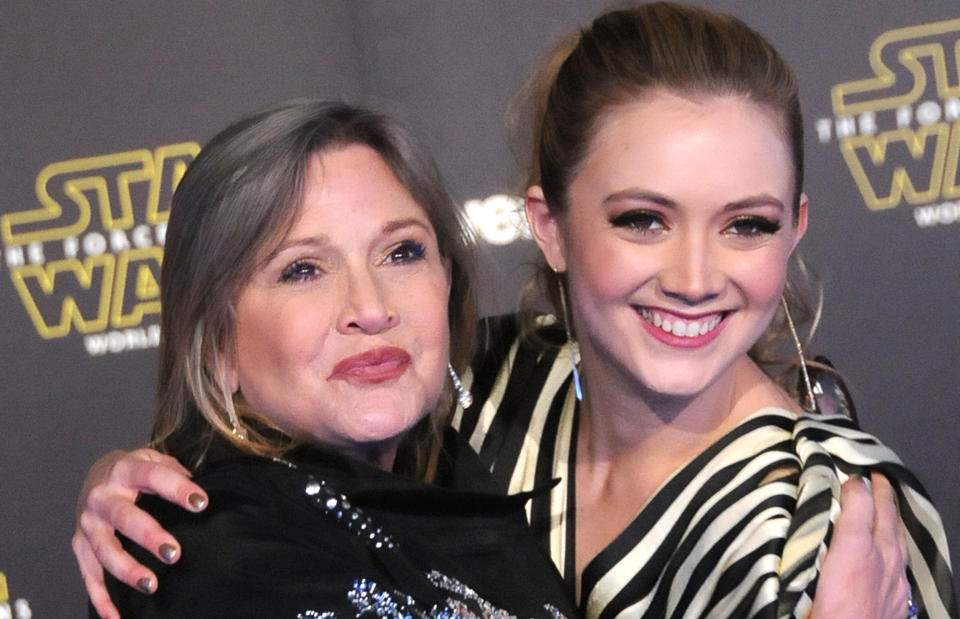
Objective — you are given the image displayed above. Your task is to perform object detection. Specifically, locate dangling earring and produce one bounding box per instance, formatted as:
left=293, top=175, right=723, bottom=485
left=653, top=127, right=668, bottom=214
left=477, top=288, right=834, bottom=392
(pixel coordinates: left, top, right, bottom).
left=781, top=297, right=816, bottom=413
left=225, top=387, right=248, bottom=440
left=447, top=363, right=473, bottom=409
left=556, top=273, right=583, bottom=402
left=226, top=406, right=248, bottom=440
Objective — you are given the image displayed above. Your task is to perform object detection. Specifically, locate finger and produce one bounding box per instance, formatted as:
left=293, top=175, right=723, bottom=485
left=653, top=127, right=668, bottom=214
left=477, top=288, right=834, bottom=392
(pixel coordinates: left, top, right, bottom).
left=73, top=531, right=124, bottom=619
left=81, top=511, right=160, bottom=595
left=869, top=472, right=898, bottom=539
left=835, top=475, right=875, bottom=538
left=113, top=453, right=208, bottom=512
left=83, top=490, right=182, bottom=565
left=869, top=472, right=910, bottom=564
left=133, top=449, right=194, bottom=477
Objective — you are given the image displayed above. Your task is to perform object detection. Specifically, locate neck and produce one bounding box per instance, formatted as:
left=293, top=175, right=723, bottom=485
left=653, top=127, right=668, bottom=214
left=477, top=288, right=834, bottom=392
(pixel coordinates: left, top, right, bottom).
left=577, top=354, right=777, bottom=464
left=351, top=443, right=399, bottom=472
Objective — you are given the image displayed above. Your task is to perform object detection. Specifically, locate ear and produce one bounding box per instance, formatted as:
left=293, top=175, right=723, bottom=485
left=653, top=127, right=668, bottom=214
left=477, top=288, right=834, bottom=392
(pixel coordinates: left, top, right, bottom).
left=791, top=192, right=809, bottom=251
left=524, top=186, right=567, bottom=272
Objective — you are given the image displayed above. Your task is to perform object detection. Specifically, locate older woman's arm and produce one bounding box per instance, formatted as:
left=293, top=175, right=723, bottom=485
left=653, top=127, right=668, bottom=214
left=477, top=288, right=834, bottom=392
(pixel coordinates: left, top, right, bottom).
left=73, top=449, right=206, bottom=619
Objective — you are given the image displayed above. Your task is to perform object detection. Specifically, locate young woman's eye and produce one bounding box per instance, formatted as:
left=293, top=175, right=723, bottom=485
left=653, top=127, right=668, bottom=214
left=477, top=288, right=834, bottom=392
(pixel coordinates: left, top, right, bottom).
left=724, top=216, right=782, bottom=237
left=279, top=260, right=322, bottom=282
left=609, top=210, right=667, bottom=234
left=385, top=240, right=426, bottom=264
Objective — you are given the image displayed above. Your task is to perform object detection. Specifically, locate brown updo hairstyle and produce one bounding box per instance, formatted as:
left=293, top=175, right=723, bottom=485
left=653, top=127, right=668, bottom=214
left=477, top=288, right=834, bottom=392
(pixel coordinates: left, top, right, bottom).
left=520, top=1, right=821, bottom=399
left=151, top=100, right=476, bottom=477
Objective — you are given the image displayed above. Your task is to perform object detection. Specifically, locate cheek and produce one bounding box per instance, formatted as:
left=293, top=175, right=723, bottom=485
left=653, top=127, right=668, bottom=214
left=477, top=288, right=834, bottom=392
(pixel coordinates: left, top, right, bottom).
left=734, top=248, right=791, bottom=309
left=235, top=298, right=331, bottom=380
left=570, top=239, right=652, bottom=305
left=399, top=272, right=451, bottom=354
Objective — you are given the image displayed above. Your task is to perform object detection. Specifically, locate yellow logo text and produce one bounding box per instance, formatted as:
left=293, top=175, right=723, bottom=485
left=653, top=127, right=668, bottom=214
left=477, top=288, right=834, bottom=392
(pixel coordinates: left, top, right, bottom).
left=1, top=143, right=198, bottom=342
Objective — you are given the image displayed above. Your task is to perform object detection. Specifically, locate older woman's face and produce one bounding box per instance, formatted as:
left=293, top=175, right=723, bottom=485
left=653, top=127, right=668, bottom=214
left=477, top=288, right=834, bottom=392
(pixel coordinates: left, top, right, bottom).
left=529, top=91, right=806, bottom=401
left=229, top=145, right=450, bottom=466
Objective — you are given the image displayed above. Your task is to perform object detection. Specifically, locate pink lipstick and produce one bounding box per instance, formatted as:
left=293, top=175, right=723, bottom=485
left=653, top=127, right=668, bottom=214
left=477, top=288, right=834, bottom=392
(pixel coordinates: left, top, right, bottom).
left=636, top=307, right=727, bottom=349
left=328, top=347, right=411, bottom=384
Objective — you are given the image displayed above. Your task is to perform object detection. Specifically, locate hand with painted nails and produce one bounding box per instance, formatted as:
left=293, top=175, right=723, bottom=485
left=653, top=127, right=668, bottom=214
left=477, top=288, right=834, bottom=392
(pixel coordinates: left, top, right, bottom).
left=72, top=448, right=206, bottom=619
left=809, top=472, right=912, bottom=619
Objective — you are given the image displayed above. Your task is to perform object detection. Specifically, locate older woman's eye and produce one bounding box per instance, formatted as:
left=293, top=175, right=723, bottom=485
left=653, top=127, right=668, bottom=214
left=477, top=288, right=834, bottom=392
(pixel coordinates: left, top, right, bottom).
left=724, top=216, right=782, bottom=237
left=608, top=209, right=667, bottom=234
left=385, top=240, right=426, bottom=264
left=280, top=260, right=322, bottom=282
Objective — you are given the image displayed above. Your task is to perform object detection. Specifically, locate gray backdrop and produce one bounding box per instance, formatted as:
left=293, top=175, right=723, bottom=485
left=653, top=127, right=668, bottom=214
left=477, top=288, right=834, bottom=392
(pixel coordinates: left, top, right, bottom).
left=1, top=2, right=957, bottom=615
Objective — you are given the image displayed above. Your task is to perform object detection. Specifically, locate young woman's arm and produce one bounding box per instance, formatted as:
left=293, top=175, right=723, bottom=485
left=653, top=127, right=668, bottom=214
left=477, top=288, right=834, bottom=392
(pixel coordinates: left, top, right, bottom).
left=810, top=473, right=912, bottom=619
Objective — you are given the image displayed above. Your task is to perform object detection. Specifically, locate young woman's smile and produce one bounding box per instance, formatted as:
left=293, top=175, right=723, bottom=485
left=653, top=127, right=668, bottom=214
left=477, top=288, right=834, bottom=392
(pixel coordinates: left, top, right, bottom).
left=635, top=306, right=727, bottom=348
left=528, top=90, right=807, bottom=400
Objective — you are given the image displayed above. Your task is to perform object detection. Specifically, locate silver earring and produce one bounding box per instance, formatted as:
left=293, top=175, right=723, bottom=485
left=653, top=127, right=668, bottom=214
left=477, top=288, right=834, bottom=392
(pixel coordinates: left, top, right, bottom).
left=225, top=394, right=248, bottom=440
left=228, top=412, right=247, bottom=440
left=781, top=297, right=816, bottom=413
left=557, top=274, right=583, bottom=402
left=447, top=363, right=473, bottom=409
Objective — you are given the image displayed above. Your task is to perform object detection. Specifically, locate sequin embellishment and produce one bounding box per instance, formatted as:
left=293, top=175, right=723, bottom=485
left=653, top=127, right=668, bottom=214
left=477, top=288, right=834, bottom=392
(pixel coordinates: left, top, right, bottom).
left=297, top=572, right=568, bottom=619
left=305, top=476, right=395, bottom=550
left=298, top=477, right=567, bottom=618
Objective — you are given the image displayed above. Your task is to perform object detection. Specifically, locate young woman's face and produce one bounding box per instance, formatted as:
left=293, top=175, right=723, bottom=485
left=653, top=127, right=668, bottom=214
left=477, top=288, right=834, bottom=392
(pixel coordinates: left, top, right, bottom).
left=229, top=145, right=450, bottom=463
left=528, top=91, right=806, bottom=400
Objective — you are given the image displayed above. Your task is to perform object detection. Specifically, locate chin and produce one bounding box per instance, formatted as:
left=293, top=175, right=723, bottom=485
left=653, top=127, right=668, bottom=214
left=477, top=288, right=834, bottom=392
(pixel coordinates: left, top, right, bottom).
left=631, top=362, right=724, bottom=401
left=348, top=416, right=419, bottom=445
left=347, top=395, right=432, bottom=444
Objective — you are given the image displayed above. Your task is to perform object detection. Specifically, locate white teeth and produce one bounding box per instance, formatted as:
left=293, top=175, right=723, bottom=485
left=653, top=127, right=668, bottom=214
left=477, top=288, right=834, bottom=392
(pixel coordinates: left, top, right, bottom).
left=640, top=308, right=722, bottom=339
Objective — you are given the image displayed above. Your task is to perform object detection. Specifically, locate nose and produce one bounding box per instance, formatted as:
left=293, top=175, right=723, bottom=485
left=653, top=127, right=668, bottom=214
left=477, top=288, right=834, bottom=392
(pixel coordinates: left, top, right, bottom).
left=336, top=265, right=396, bottom=334
left=658, top=233, right=723, bottom=305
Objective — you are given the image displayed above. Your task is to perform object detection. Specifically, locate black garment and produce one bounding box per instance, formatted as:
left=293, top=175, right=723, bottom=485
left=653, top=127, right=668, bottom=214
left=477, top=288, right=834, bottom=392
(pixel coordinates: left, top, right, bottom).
left=101, top=429, right=575, bottom=618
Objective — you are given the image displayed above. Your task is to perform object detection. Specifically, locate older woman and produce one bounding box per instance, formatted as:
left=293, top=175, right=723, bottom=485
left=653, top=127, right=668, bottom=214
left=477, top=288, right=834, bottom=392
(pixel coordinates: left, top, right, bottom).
left=75, top=5, right=946, bottom=619
left=93, top=99, right=575, bottom=617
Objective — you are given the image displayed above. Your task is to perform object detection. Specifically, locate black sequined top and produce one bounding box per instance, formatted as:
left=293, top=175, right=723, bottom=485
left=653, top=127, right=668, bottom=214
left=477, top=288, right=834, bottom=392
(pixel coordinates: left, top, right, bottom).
left=101, top=428, right=576, bottom=618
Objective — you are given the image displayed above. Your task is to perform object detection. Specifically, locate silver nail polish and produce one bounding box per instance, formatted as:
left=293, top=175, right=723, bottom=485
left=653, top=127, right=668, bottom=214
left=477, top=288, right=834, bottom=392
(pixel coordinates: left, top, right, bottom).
left=188, top=493, right=207, bottom=511
left=159, top=543, right=178, bottom=563
left=136, top=577, right=156, bottom=594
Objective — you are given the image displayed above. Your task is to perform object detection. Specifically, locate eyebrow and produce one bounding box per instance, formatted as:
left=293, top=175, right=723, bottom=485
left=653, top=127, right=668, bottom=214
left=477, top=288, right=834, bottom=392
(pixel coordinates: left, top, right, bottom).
left=603, top=189, right=785, bottom=212
left=262, top=235, right=329, bottom=264
left=381, top=217, right=432, bottom=235
left=264, top=217, right=433, bottom=262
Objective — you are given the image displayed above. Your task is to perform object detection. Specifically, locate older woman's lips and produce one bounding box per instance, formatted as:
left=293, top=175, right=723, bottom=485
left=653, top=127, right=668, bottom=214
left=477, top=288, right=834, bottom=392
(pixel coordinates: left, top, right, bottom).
left=328, top=347, right=411, bottom=384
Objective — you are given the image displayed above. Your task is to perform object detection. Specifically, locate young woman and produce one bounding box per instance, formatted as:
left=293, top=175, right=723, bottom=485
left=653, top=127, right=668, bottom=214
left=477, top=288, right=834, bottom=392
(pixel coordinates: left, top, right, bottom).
left=91, top=99, right=576, bottom=617
left=74, top=4, right=952, bottom=619
left=457, top=4, right=954, bottom=617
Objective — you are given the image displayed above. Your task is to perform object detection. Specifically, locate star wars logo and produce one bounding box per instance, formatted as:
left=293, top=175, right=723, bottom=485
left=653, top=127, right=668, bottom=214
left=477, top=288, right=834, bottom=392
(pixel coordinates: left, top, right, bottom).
left=0, top=143, right=198, bottom=355
left=814, top=18, right=960, bottom=228
left=0, top=572, right=31, bottom=619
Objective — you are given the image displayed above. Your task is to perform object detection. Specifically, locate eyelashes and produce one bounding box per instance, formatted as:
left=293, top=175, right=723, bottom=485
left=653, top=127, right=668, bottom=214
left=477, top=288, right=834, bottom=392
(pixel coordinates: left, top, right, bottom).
left=608, top=209, right=666, bottom=233
left=277, top=240, right=427, bottom=284
left=724, top=216, right=782, bottom=237
left=385, top=240, right=426, bottom=264
left=608, top=209, right=783, bottom=239
left=280, top=260, right=321, bottom=283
